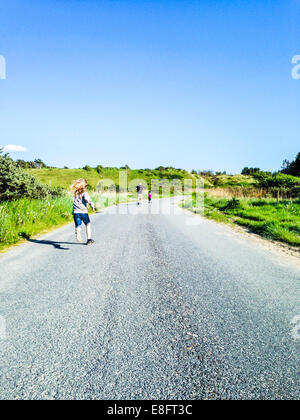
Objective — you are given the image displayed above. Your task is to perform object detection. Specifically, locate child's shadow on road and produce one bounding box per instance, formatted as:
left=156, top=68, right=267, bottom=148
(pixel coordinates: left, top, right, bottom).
left=27, top=238, right=85, bottom=250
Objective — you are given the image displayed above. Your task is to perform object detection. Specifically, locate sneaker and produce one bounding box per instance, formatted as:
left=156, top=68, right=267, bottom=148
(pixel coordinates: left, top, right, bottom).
left=76, top=230, right=83, bottom=242
left=86, top=239, right=95, bottom=246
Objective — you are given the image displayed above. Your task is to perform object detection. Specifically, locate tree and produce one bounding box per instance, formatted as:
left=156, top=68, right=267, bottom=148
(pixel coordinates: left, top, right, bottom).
left=241, top=167, right=261, bottom=175
left=34, top=159, right=47, bottom=169
left=96, top=165, right=104, bottom=174
left=155, top=166, right=165, bottom=172
left=198, top=170, right=214, bottom=176
left=16, top=159, right=28, bottom=169
left=282, top=153, right=300, bottom=177
left=83, top=165, right=93, bottom=171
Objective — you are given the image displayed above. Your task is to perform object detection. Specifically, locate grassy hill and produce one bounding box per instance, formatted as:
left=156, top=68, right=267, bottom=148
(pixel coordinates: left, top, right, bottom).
left=1, top=164, right=297, bottom=251
left=28, top=167, right=211, bottom=190
left=209, top=174, right=256, bottom=188
left=28, top=167, right=257, bottom=191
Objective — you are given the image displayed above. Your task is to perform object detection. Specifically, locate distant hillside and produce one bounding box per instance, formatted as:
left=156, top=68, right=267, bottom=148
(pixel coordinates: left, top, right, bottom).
left=28, top=167, right=199, bottom=190
left=208, top=174, right=256, bottom=188
left=28, top=166, right=256, bottom=191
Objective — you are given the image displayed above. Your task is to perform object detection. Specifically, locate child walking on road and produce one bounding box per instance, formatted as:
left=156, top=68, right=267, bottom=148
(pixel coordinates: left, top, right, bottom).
left=71, top=179, right=95, bottom=245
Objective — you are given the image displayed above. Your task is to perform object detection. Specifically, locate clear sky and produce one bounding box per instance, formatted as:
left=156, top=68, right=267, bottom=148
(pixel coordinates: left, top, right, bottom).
left=0, top=0, right=299, bottom=173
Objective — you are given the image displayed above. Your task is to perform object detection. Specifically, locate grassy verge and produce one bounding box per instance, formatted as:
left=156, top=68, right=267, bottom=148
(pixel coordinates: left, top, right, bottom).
left=0, top=190, right=181, bottom=252
left=0, top=197, right=73, bottom=251
left=0, top=192, right=133, bottom=252
left=182, top=194, right=300, bottom=247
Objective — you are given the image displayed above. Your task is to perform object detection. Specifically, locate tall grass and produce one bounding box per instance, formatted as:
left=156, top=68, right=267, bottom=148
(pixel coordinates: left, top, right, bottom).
left=0, top=192, right=132, bottom=250
left=183, top=194, right=300, bottom=247
left=207, top=187, right=298, bottom=200
left=0, top=197, right=73, bottom=249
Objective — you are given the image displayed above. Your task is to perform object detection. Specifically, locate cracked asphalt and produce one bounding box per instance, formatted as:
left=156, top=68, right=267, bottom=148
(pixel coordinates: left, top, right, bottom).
left=0, top=198, right=299, bottom=400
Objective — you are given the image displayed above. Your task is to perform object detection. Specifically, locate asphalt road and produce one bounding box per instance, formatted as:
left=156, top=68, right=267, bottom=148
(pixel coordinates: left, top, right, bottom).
left=0, top=198, right=299, bottom=400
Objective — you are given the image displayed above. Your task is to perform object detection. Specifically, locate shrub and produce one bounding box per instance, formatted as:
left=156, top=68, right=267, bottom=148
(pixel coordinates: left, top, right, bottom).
left=253, top=172, right=300, bottom=198
left=83, top=165, right=93, bottom=171
left=96, top=165, right=103, bottom=174
left=222, top=197, right=241, bottom=210
left=241, top=167, right=261, bottom=175
left=0, top=149, right=61, bottom=201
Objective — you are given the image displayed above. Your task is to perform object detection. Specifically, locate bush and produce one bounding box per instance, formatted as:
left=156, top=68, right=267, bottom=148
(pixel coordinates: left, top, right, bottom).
left=222, top=197, right=241, bottom=210
left=0, top=149, right=61, bottom=201
left=241, top=167, right=261, bottom=175
left=253, top=172, right=300, bottom=198
left=83, top=165, right=93, bottom=171
left=96, top=165, right=103, bottom=174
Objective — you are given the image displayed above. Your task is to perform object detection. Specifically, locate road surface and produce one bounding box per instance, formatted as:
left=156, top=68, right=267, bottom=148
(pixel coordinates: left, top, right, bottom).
left=0, top=198, right=299, bottom=400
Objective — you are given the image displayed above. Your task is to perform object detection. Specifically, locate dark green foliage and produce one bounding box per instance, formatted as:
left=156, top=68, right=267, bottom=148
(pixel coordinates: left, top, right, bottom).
left=282, top=153, right=300, bottom=177
left=253, top=172, right=300, bottom=198
left=96, top=165, right=104, bottom=174
left=198, top=170, right=214, bottom=176
left=0, top=149, right=61, bottom=201
left=221, top=197, right=241, bottom=210
left=83, top=165, right=93, bottom=171
left=34, top=159, right=47, bottom=169
left=241, top=167, right=261, bottom=175
left=254, top=172, right=300, bottom=187
left=16, top=159, right=33, bottom=169
left=16, top=158, right=47, bottom=169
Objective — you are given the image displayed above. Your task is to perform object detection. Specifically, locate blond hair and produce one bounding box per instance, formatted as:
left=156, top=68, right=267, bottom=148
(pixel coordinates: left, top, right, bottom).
left=71, top=178, right=88, bottom=196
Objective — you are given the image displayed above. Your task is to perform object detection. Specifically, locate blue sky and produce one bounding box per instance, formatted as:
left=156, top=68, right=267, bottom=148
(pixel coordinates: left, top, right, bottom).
left=0, top=0, right=299, bottom=172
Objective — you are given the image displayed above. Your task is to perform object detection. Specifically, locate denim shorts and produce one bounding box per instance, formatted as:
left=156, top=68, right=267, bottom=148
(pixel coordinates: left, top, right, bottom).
left=73, top=213, right=91, bottom=228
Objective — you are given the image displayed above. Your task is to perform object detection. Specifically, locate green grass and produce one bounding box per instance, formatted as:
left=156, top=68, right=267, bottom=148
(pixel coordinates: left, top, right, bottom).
left=28, top=167, right=199, bottom=190
left=0, top=197, right=73, bottom=250
left=0, top=192, right=132, bottom=251
left=183, top=194, right=300, bottom=247
left=0, top=187, right=186, bottom=251
left=28, top=168, right=258, bottom=193
left=209, top=174, right=256, bottom=188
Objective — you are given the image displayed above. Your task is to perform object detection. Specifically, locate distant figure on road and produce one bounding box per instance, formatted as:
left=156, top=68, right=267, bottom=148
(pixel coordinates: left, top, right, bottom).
left=136, top=183, right=144, bottom=205
left=71, top=179, right=95, bottom=245
left=148, top=190, right=152, bottom=203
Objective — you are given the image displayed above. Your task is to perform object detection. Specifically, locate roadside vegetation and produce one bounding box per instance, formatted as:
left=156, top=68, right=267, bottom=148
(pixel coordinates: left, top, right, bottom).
left=182, top=154, right=300, bottom=247
left=0, top=190, right=135, bottom=251
left=1, top=149, right=299, bottom=250
left=183, top=192, right=300, bottom=247
left=0, top=190, right=174, bottom=251
left=0, top=197, right=73, bottom=250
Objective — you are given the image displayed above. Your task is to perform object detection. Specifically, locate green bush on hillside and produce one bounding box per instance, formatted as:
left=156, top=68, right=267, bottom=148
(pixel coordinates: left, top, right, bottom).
left=241, top=167, right=261, bottom=175
left=0, top=149, right=62, bottom=201
left=253, top=172, right=300, bottom=197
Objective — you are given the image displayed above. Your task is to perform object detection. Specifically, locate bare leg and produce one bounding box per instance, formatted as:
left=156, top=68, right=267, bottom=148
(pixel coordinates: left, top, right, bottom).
left=76, top=227, right=82, bottom=242
left=86, top=223, right=92, bottom=240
